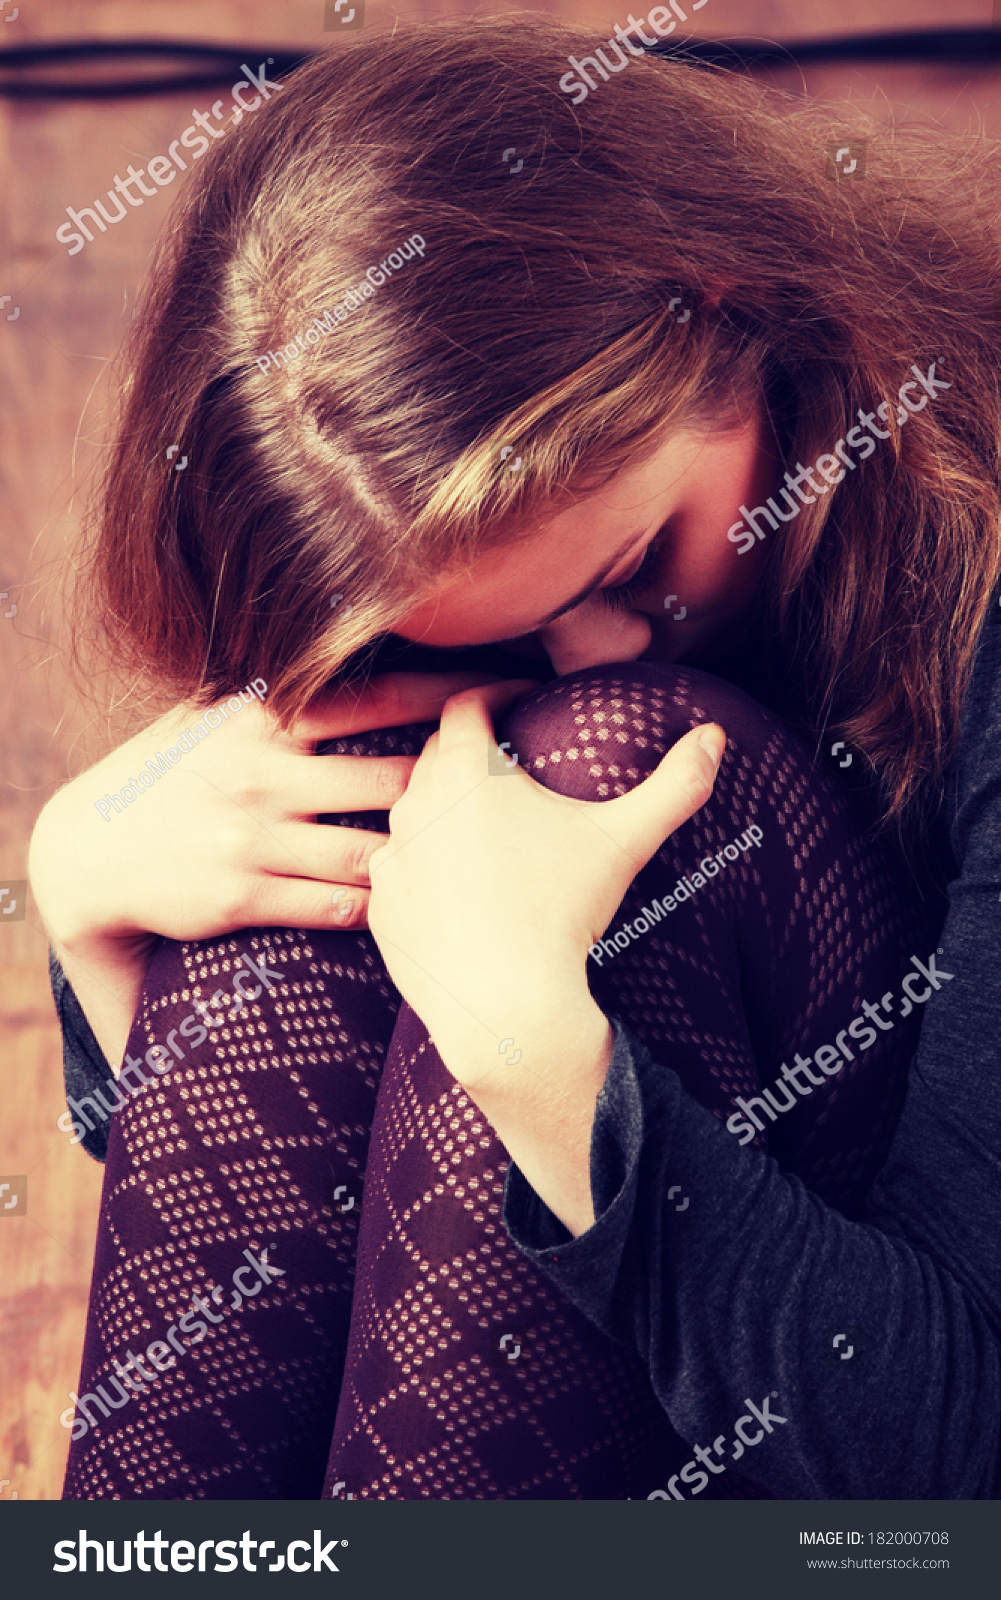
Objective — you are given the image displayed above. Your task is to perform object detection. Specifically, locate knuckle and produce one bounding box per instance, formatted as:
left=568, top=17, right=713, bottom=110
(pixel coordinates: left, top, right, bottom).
left=215, top=817, right=258, bottom=862
left=343, top=827, right=378, bottom=879
left=373, top=758, right=409, bottom=807
left=683, top=764, right=716, bottom=812
left=222, top=769, right=268, bottom=810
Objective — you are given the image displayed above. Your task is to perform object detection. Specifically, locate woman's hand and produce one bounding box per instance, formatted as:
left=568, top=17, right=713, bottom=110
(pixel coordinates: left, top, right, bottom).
left=366, top=684, right=725, bottom=1234
left=29, top=671, right=514, bottom=1066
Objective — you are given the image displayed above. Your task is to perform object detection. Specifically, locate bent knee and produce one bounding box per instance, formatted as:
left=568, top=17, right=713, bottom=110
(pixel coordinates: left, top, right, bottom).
left=497, top=661, right=785, bottom=801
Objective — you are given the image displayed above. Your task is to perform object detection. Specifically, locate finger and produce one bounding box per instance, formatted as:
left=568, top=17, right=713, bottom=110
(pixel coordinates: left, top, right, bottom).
left=279, top=752, right=419, bottom=816
left=411, top=730, right=440, bottom=770
left=259, top=821, right=390, bottom=886
left=324, top=884, right=369, bottom=929
left=383, top=732, right=441, bottom=830
left=294, top=671, right=531, bottom=743
left=592, top=723, right=726, bottom=866
left=436, top=681, right=541, bottom=757
left=245, top=875, right=372, bottom=932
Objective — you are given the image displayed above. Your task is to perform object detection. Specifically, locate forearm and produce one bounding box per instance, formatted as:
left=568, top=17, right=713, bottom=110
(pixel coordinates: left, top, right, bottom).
left=30, top=788, right=155, bottom=1068
left=435, top=1000, right=614, bottom=1238
left=49, top=931, right=155, bottom=1071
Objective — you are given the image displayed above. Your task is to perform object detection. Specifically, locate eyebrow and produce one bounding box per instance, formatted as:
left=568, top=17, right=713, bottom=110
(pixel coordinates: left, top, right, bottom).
left=533, top=529, right=648, bottom=627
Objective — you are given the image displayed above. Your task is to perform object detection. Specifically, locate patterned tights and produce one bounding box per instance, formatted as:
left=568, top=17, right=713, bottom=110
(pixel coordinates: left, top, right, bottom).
left=63, top=663, right=941, bottom=1500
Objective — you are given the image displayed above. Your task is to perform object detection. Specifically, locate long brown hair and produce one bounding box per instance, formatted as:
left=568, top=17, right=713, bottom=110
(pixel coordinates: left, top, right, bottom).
left=73, top=16, right=1001, bottom=834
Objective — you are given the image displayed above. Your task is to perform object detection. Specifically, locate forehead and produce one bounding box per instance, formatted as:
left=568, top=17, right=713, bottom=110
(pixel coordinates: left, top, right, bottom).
left=398, top=456, right=660, bottom=628
left=394, top=421, right=756, bottom=647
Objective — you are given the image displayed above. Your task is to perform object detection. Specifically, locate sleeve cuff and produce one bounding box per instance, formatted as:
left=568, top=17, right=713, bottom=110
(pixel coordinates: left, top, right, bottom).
left=48, top=947, right=115, bottom=1164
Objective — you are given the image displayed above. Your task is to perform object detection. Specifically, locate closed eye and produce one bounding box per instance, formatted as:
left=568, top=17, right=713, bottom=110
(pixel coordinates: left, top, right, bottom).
left=598, top=528, right=668, bottom=610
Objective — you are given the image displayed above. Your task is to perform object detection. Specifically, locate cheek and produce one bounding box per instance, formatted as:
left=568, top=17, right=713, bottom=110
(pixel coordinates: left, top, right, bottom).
left=661, top=524, right=765, bottom=614
left=703, top=544, right=759, bottom=605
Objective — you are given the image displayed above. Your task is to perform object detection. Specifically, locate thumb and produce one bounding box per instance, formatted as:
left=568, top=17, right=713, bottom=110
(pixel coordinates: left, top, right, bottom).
left=597, top=723, right=726, bottom=866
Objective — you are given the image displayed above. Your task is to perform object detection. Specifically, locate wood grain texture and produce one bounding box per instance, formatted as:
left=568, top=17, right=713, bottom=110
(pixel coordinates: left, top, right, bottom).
left=0, top=963, right=103, bottom=1500
left=0, top=0, right=996, bottom=1502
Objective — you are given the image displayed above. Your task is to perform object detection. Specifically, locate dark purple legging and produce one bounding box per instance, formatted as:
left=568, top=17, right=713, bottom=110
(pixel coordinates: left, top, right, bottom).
left=62, top=663, right=941, bottom=1500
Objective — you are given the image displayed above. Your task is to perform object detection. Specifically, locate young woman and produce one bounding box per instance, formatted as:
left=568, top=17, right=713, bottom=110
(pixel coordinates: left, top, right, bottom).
left=30, top=19, right=1001, bottom=1500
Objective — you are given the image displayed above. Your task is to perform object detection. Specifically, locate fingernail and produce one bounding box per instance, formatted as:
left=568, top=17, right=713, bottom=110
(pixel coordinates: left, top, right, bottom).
left=698, top=726, right=726, bottom=767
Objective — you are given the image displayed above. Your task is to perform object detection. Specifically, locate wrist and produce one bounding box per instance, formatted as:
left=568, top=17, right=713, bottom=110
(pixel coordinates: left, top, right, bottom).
left=29, top=789, right=150, bottom=951
left=435, top=988, right=611, bottom=1101
left=455, top=999, right=613, bottom=1239
left=54, top=924, right=158, bottom=974
left=48, top=929, right=158, bottom=1071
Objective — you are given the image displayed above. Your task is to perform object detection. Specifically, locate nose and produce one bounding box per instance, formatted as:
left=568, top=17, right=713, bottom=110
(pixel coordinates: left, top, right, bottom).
left=537, top=594, right=652, bottom=676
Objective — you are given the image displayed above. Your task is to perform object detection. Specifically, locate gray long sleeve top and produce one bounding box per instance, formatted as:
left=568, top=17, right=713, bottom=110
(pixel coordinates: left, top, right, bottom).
left=504, top=625, right=1001, bottom=1500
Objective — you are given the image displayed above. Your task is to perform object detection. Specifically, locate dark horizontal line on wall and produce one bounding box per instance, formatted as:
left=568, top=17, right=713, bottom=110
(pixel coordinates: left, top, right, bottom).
left=2, top=30, right=1001, bottom=100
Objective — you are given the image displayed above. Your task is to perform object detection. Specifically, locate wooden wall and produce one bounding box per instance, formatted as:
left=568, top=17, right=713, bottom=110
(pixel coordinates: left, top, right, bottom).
left=0, top=0, right=995, bottom=1502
